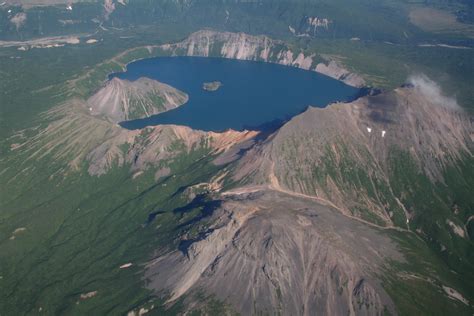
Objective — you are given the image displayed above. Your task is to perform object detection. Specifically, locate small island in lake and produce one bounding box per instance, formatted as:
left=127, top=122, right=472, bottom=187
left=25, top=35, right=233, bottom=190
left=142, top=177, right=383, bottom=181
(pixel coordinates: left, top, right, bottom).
left=203, top=81, right=223, bottom=91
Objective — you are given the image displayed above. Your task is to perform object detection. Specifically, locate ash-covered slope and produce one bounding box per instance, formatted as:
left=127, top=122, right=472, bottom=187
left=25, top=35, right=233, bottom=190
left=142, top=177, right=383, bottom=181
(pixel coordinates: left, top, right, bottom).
left=147, top=190, right=399, bottom=316
left=87, top=77, right=188, bottom=123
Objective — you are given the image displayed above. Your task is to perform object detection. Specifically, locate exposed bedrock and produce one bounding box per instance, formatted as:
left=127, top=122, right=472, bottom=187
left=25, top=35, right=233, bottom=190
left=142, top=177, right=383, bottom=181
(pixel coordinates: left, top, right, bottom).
left=160, top=30, right=366, bottom=87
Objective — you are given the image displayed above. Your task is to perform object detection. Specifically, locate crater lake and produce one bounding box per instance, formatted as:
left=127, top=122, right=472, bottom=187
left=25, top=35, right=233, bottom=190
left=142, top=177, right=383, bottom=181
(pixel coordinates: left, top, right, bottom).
left=112, top=57, right=363, bottom=132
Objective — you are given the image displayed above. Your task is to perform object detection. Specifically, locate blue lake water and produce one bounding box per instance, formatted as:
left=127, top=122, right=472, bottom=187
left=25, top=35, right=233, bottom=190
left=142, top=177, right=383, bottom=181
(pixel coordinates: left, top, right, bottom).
left=112, top=57, right=363, bottom=132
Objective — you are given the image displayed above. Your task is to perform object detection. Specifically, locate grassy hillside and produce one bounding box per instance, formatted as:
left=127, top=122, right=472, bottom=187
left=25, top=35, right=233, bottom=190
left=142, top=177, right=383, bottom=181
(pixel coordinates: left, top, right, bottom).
left=0, top=118, right=224, bottom=314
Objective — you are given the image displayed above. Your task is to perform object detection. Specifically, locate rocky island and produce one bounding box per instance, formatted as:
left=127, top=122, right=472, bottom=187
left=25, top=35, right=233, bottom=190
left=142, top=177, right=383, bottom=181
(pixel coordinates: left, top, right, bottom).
left=202, top=81, right=222, bottom=91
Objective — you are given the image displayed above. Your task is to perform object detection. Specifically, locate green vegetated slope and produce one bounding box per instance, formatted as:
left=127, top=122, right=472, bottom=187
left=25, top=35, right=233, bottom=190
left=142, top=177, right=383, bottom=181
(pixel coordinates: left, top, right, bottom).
left=0, top=24, right=193, bottom=139
left=0, top=0, right=467, bottom=41
left=272, top=144, right=474, bottom=315
left=0, top=109, right=224, bottom=314
left=382, top=154, right=474, bottom=315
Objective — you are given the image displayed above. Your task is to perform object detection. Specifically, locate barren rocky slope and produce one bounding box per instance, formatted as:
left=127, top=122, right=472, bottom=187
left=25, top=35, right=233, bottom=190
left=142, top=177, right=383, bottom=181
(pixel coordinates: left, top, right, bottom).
left=147, top=190, right=400, bottom=315
left=88, top=77, right=188, bottom=123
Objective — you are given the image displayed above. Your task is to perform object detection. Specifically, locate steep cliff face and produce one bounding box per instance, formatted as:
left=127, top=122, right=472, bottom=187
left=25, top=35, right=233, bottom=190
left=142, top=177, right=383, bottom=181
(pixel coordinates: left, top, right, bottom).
left=162, top=30, right=312, bottom=68
left=160, top=30, right=365, bottom=87
left=87, top=77, right=188, bottom=123
left=146, top=190, right=399, bottom=316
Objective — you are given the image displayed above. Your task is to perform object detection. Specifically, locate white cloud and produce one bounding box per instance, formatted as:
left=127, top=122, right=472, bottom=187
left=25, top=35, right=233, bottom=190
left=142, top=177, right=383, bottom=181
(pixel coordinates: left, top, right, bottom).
left=408, top=74, right=458, bottom=109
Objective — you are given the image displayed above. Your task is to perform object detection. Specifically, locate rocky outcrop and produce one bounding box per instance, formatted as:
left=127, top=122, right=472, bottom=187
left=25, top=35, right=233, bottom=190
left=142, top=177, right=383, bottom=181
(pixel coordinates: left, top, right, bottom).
left=87, top=77, right=188, bottom=123
left=86, top=124, right=257, bottom=176
left=289, top=16, right=332, bottom=37
left=146, top=190, right=399, bottom=315
left=316, top=60, right=366, bottom=88
left=160, top=30, right=365, bottom=87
